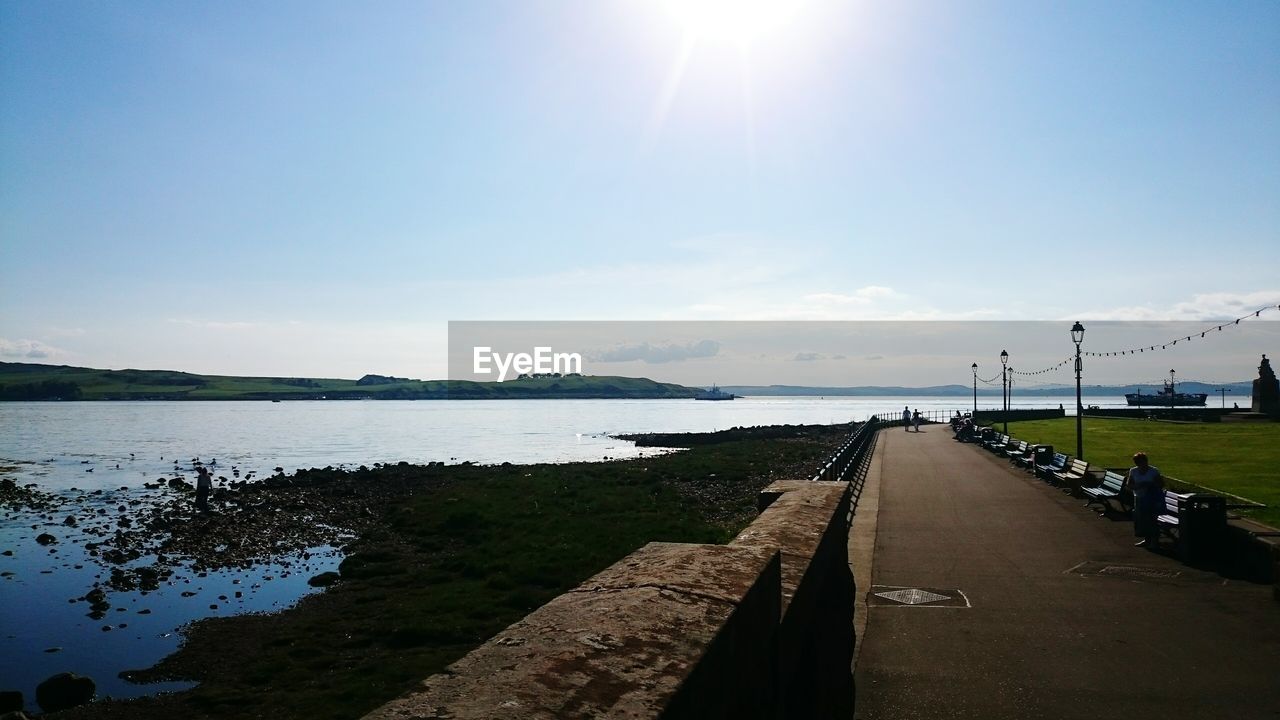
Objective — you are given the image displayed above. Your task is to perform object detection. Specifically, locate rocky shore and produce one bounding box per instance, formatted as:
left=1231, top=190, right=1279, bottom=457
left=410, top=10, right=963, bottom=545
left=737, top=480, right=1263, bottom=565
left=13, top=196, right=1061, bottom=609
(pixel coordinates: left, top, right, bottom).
left=2, top=422, right=858, bottom=718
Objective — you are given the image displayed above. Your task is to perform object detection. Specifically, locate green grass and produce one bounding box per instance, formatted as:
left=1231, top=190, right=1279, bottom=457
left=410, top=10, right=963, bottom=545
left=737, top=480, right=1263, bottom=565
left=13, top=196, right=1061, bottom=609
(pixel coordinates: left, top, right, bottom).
left=1003, top=417, right=1280, bottom=527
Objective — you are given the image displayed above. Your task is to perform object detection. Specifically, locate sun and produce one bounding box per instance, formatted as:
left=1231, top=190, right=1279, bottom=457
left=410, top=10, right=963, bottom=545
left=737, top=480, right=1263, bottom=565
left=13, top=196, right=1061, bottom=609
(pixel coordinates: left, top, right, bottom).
left=663, top=0, right=804, bottom=46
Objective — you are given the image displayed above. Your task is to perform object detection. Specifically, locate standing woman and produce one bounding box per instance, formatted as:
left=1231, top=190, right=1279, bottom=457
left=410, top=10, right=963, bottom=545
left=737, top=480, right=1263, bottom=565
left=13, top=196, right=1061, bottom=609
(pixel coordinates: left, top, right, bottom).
left=195, top=466, right=213, bottom=512
left=1125, top=452, right=1164, bottom=548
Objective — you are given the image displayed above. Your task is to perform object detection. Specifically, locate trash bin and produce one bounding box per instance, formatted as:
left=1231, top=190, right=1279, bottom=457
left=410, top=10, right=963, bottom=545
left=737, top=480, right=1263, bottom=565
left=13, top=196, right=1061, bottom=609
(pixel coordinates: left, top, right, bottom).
left=1178, top=494, right=1227, bottom=564
left=1031, top=445, right=1054, bottom=466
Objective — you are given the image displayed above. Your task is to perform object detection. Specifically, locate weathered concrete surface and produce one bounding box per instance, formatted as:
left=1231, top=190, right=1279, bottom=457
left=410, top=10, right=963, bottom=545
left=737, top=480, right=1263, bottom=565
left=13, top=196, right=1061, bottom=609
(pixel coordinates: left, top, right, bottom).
left=849, top=432, right=883, bottom=666
left=362, top=542, right=780, bottom=720
left=855, top=427, right=1280, bottom=720
left=736, top=481, right=854, bottom=719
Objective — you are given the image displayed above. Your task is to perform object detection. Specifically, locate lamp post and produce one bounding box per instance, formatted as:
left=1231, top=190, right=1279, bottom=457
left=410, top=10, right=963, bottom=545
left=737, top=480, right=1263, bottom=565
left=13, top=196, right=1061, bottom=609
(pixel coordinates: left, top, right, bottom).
left=971, top=363, right=978, bottom=414
left=1000, top=350, right=1009, bottom=433
left=1072, top=321, right=1084, bottom=459
left=1169, top=369, right=1176, bottom=414
left=1217, top=387, right=1231, bottom=408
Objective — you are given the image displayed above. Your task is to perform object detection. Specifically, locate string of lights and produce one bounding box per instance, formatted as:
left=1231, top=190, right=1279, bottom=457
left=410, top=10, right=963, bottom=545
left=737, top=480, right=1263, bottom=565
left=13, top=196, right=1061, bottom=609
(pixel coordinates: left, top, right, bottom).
left=982, top=303, right=1278, bottom=378
left=1082, top=304, right=1279, bottom=358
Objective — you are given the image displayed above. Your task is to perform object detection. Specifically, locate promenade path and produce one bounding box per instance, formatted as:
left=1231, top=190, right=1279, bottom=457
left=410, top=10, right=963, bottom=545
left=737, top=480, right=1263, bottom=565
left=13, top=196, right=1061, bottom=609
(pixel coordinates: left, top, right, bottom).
left=852, top=425, right=1280, bottom=720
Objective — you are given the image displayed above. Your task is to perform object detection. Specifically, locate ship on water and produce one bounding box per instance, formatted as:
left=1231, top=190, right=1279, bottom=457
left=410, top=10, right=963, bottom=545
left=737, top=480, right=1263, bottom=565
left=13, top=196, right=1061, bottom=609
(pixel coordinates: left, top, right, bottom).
left=695, top=384, right=735, bottom=401
left=1125, top=376, right=1207, bottom=407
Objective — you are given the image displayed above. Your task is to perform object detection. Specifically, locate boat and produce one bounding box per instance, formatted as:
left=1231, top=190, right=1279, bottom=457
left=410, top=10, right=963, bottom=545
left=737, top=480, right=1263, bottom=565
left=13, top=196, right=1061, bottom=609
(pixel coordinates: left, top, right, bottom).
left=1125, top=382, right=1207, bottom=407
left=695, top=384, right=735, bottom=401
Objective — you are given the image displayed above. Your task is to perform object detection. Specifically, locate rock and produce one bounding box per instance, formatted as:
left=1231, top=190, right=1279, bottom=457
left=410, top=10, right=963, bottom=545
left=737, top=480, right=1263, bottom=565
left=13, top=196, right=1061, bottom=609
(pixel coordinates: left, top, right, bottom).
left=35, top=672, right=95, bottom=713
left=35, top=533, right=56, bottom=545
left=167, top=478, right=190, bottom=490
left=0, top=691, right=22, bottom=713
left=63, top=516, right=77, bottom=527
left=307, top=571, right=341, bottom=587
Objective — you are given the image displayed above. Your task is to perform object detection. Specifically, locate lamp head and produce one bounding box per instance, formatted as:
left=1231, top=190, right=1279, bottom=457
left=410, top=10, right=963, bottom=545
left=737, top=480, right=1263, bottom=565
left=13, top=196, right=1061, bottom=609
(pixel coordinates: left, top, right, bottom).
left=1071, top=321, right=1084, bottom=345
left=1000, top=350, right=1008, bottom=366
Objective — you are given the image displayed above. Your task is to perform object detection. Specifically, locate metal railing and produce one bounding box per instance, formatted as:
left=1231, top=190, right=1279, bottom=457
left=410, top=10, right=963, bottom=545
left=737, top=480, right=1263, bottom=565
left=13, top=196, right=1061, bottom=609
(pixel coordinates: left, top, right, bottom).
left=868, top=408, right=970, bottom=425
left=811, top=416, right=882, bottom=523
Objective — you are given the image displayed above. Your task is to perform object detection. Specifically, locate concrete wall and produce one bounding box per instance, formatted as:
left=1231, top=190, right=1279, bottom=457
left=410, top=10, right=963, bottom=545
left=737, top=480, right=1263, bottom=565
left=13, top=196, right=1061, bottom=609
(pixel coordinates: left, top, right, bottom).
left=974, top=408, right=1065, bottom=423
left=362, top=482, right=854, bottom=720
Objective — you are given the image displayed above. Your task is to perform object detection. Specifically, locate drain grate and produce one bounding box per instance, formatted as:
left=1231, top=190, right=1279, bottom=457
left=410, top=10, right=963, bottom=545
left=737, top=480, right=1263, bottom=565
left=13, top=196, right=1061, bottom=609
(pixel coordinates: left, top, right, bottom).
left=875, top=588, right=950, bottom=605
left=868, top=585, right=970, bottom=608
left=1097, top=565, right=1182, bottom=580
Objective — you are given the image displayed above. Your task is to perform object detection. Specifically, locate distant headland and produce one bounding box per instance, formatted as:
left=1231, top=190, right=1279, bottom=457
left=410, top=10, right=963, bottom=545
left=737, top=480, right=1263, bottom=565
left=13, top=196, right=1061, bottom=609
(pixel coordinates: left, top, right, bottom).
left=0, top=362, right=700, bottom=401
left=0, top=362, right=1254, bottom=401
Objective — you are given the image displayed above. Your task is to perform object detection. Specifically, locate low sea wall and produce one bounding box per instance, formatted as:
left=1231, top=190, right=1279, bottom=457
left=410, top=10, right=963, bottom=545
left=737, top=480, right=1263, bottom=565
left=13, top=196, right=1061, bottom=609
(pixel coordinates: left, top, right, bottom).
left=973, top=408, right=1065, bottom=423
left=362, top=480, right=855, bottom=719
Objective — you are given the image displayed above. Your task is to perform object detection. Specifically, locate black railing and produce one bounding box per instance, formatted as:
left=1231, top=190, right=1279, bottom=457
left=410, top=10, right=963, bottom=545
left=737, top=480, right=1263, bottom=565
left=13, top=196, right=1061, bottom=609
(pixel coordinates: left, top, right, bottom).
left=811, top=416, right=881, bottom=522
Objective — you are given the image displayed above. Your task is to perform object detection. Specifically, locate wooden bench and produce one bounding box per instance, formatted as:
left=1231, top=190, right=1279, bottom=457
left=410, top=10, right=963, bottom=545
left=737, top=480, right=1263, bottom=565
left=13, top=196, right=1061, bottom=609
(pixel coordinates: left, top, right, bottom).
left=1014, top=444, right=1048, bottom=471
left=1035, top=452, right=1068, bottom=481
left=1002, top=440, right=1028, bottom=461
left=984, top=434, right=1010, bottom=453
left=1082, top=470, right=1129, bottom=514
left=1051, top=458, right=1090, bottom=491
left=1158, top=491, right=1189, bottom=532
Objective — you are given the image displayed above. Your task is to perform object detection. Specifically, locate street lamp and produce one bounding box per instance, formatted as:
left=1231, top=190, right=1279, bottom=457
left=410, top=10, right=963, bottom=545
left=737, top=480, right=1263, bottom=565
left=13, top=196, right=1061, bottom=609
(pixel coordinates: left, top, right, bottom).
left=1071, top=321, right=1085, bottom=459
left=1000, top=350, right=1009, bottom=433
left=1217, top=387, right=1231, bottom=408
left=971, top=363, right=978, bottom=415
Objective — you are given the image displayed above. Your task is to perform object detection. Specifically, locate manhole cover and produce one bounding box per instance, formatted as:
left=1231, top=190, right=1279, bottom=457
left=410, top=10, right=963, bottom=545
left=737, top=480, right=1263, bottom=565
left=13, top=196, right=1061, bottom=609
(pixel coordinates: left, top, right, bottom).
left=1097, top=565, right=1182, bottom=580
left=868, top=585, right=970, bottom=607
left=1066, top=560, right=1209, bottom=583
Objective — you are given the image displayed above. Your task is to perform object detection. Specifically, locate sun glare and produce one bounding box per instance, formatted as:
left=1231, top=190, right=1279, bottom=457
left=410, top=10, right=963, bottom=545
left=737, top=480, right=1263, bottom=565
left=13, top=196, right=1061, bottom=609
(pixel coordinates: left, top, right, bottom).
left=663, top=0, right=804, bottom=46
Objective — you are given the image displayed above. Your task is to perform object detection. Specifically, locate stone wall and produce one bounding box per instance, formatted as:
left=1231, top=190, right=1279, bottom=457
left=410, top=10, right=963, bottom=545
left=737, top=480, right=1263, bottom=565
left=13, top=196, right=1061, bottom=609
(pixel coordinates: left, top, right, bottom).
left=974, top=408, right=1066, bottom=423
left=361, top=481, right=855, bottom=719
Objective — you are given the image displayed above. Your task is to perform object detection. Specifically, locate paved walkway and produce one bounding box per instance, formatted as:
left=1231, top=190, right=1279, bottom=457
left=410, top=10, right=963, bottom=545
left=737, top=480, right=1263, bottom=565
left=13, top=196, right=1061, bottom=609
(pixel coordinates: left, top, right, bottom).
left=853, top=425, right=1280, bottom=720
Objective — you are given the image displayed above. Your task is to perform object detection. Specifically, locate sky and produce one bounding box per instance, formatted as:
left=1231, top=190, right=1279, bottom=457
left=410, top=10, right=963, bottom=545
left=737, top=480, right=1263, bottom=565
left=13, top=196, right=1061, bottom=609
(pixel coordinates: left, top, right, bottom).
left=2, top=1, right=1278, bottom=384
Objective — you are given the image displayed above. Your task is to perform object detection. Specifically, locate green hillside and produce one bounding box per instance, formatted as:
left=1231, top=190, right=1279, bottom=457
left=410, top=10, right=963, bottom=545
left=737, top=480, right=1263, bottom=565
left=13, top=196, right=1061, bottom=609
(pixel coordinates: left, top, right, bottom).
left=0, top=362, right=700, bottom=401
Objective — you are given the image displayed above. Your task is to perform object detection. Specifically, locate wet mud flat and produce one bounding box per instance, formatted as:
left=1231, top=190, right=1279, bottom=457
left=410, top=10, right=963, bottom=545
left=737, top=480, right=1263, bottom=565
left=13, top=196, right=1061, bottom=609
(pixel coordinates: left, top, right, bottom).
left=3, top=422, right=856, bottom=719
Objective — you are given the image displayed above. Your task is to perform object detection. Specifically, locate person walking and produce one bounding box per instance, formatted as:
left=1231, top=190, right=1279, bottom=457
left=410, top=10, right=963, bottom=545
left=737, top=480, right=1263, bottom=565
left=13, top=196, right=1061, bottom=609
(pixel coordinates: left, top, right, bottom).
left=912, top=409, right=922, bottom=432
left=1125, top=452, right=1164, bottom=548
left=902, top=406, right=911, bottom=431
left=195, top=466, right=213, bottom=512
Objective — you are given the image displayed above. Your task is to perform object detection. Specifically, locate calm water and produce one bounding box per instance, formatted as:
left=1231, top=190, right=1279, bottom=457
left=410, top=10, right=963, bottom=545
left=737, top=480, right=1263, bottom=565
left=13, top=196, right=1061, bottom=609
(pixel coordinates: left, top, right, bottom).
left=0, top=395, right=1199, bottom=492
left=0, top=395, right=1247, bottom=708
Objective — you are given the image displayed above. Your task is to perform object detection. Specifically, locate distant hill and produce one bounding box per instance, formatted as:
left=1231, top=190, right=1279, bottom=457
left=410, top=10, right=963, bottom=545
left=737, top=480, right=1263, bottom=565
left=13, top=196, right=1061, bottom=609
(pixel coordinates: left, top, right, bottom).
left=0, top=362, right=700, bottom=401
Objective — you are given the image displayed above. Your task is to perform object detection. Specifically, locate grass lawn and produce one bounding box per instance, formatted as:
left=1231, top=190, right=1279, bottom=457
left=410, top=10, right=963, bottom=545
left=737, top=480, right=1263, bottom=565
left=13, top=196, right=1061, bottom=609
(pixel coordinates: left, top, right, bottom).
left=1002, top=417, right=1280, bottom=528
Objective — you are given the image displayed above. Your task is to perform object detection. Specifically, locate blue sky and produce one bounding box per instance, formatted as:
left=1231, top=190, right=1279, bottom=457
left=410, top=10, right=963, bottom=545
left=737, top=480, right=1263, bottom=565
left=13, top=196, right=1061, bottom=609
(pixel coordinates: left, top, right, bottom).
left=2, top=1, right=1277, bottom=380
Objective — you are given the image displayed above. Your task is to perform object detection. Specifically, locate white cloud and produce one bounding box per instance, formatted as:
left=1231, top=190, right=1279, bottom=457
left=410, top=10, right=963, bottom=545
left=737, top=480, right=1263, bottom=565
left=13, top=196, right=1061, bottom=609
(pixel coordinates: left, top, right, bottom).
left=0, top=338, right=62, bottom=360
left=590, top=339, right=721, bottom=364
left=1073, top=290, right=1280, bottom=322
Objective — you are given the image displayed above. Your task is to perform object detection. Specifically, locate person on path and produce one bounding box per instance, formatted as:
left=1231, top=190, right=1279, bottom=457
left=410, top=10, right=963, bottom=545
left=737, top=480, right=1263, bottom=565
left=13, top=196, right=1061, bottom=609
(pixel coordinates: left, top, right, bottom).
left=902, top=406, right=911, bottom=431
left=1125, top=452, right=1164, bottom=548
left=912, top=410, right=922, bottom=432
left=195, top=466, right=212, bottom=512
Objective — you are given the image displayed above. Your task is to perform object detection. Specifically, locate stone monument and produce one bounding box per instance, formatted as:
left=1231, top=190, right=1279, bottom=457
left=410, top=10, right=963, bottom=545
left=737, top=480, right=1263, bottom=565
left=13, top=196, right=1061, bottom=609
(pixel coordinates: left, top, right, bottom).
left=1252, top=354, right=1279, bottom=417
